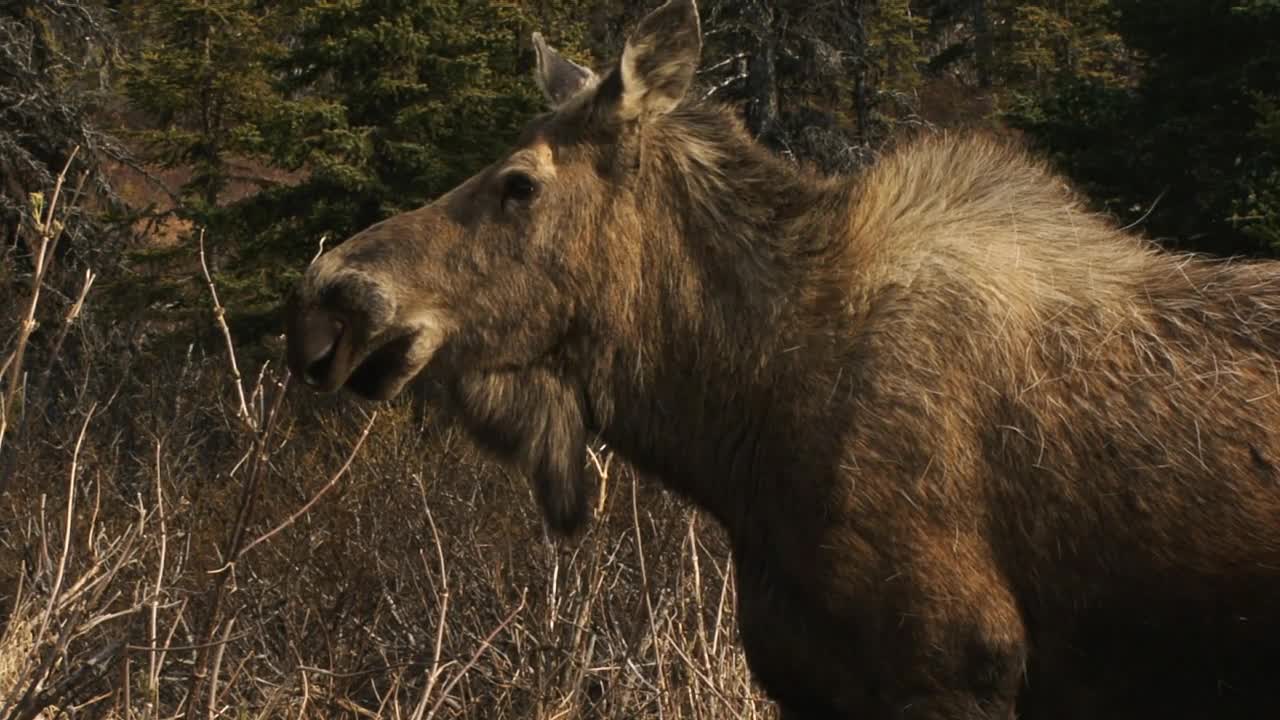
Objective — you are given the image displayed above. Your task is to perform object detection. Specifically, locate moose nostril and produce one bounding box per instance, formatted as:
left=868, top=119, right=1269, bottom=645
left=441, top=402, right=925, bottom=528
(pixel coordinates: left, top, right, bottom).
left=299, top=316, right=345, bottom=388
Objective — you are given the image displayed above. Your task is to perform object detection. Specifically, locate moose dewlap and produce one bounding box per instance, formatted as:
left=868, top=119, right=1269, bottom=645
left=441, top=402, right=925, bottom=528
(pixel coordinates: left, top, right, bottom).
left=285, top=1, right=1280, bottom=718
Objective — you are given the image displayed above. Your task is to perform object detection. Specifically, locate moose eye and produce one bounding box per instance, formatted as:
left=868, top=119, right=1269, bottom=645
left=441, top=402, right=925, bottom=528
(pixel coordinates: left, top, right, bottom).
left=501, top=172, right=538, bottom=210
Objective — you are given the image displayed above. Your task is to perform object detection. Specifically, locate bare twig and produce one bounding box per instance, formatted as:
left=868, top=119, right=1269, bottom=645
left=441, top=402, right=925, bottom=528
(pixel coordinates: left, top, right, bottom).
left=632, top=474, right=666, bottom=720
left=127, top=633, right=252, bottom=654
left=37, top=267, right=95, bottom=383
left=424, top=589, right=528, bottom=720
left=588, top=445, right=614, bottom=517
left=3, top=402, right=96, bottom=720
left=185, top=361, right=290, bottom=720
left=687, top=515, right=713, bottom=674
left=197, top=229, right=252, bottom=430
left=410, top=501, right=450, bottom=720
left=234, top=411, right=378, bottom=561
left=150, top=439, right=168, bottom=720
left=35, top=403, right=94, bottom=660
left=1, top=146, right=80, bottom=455
left=205, top=616, right=236, bottom=720
left=311, top=234, right=329, bottom=265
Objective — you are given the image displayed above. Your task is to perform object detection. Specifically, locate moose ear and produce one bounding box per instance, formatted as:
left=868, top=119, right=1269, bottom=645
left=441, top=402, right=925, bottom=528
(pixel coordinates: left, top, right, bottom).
left=533, top=32, right=598, bottom=108
left=617, top=0, right=702, bottom=119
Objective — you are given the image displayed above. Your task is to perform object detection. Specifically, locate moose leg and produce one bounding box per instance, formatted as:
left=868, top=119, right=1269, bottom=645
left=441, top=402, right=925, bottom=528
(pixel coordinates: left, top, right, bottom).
left=733, top=553, right=876, bottom=717
left=880, top=542, right=1028, bottom=720
left=734, top=537, right=1025, bottom=719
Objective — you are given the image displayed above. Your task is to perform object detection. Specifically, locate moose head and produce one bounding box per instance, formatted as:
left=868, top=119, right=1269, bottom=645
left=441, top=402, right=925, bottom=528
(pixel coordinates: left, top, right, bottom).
left=285, top=0, right=733, bottom=535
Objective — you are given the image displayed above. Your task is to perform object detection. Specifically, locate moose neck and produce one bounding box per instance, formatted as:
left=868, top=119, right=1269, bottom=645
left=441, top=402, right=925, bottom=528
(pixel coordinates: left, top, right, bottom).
left=587, top=107, right=862, bottom=535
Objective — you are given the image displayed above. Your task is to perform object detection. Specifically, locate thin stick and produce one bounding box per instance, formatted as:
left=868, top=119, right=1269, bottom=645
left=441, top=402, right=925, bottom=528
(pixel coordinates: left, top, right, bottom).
left=423, top=589, right=527, bottom=720
left=234, top=412, right=378, bottom=561
left=150, top=438, right=168, bottom=720
left=296, top=665, right=311, bottom=720
left=127, top=632, right=252, bottom=653
left=687, top=515, right=713, bottom=676
left=185, top=364, right=290, bottom=720
left=1, top=147, right=80, bottom=453
left=205, top=616, right=236, bottom=720
left=155, top=596, right=187, bottom=710
left=711, top=557, right=732, bottom=656
left=631, top=475, right=666, bottom=719
left=410, top=503, right=450, bottom=720
left=197, top=229, right=252, bottom=429
left=587, top=445, right=614, bottom=516
left=20, top=403, right=95, bottom=711
left=311, top=234, right=329, bottom=264
left=43, top=268, right=95, bottom=374
left=120, top=647, right=131, bottom=720
left=43, top=147, right=79, bottom=240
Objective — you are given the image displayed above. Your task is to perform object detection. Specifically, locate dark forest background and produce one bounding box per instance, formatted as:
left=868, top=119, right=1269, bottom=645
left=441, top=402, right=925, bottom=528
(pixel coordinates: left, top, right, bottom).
left=2, top=1, right=1280, bottom=718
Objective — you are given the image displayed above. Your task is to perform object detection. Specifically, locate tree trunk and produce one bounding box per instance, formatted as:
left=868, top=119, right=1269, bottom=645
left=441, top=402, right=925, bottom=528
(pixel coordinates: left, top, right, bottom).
left=848, top=0, right=871, bottom=141
left=743, top=2, right=779, bottom=143
left=973, top=0, right=993, bottom=89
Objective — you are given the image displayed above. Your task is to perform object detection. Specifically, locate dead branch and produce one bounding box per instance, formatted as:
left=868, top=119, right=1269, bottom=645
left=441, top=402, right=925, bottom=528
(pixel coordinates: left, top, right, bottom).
left=197, top=228, right=253, bottom=430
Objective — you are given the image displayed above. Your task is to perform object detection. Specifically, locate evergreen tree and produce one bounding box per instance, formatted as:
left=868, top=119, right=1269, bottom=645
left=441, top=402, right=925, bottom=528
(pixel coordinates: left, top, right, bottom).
left=120, top=0, right=280, bottom=230
left=864, top=0, right=930, bottom=132
left=995, top=0, right=1127, bottom=93
left=113, top=0, right=589, bottom=332
left=1, top=0, right=123, bottom=257
left=695, top=0, right=928, bottom=171
left=235, top=0, right=550, bottom=273
left=1018, top=0, right=1280, bottom=255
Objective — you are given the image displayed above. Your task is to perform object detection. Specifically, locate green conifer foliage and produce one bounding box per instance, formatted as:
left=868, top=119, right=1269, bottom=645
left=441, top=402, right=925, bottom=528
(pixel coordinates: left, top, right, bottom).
left=1014, top=0, right=1280, bottom=254
left=241, top=0, right=548, bottom=268
left=121, top=0, right=281, bottom=224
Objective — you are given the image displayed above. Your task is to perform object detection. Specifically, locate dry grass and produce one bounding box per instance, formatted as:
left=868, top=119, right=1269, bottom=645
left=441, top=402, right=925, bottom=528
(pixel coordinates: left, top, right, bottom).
left=0, top=168, right=773, bottom=718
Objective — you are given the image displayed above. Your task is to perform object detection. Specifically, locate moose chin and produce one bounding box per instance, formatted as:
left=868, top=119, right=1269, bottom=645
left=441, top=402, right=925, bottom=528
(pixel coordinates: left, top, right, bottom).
left=286, top=1, right=1280, bottom=717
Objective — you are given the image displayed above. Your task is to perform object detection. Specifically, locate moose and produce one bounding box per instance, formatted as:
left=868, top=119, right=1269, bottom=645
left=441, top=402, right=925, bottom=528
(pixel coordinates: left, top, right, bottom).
left=285, top=1, right=1280, bottom=717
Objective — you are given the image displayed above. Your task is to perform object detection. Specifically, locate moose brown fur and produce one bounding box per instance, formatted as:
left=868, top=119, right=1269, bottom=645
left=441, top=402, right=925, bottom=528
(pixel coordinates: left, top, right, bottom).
left=285, top=1, right=1280, bottom=717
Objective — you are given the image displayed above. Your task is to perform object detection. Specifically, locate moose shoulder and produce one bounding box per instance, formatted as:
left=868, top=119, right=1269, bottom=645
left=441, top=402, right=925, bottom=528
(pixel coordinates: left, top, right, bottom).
left=285, top=1, right=1280, bottom=717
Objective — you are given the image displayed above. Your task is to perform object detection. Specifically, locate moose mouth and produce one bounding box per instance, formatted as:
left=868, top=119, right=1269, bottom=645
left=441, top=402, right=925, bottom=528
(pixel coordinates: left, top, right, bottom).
left=343, top=332, right=427, bottom=399
left=295, top=318, right=450, bottom=402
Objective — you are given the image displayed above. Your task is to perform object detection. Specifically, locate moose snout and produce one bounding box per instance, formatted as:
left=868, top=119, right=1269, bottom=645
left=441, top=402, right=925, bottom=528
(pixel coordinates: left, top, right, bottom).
left=288, top=306, right=346, bottom=389
left=285, top=264, right=403, bottom=394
